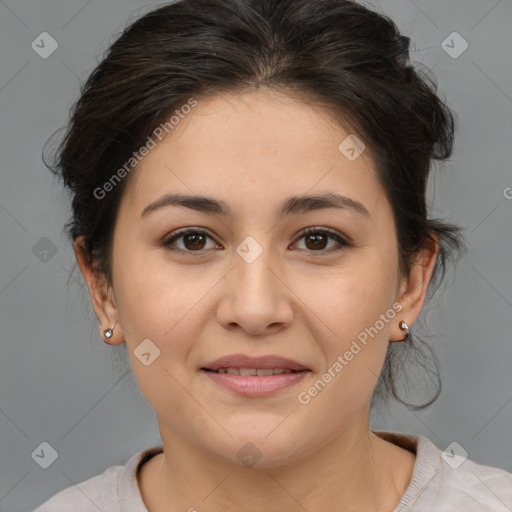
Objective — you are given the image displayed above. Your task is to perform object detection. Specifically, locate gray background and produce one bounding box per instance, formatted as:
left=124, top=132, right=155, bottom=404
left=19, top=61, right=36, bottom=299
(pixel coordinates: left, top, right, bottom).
left=0, top=0, right=511, bottom=510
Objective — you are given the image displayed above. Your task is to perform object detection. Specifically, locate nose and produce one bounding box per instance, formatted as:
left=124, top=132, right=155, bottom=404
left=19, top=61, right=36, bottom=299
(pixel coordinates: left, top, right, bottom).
left=216, top=239, right=294, bottom=336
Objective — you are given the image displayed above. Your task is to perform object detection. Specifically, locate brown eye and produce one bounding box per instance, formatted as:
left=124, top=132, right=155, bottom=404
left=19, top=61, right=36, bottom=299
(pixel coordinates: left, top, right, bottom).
left=182, top=232, right=207, bottom=250
left=304, top=233, right=329, bottom=250
left=162, top=229, right=219, bottom=252
left=293, top=228, right=350, bottom=253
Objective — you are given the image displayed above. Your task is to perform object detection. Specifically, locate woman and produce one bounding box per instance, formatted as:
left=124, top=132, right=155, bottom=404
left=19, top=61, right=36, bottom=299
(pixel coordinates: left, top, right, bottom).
left=35, top=0, right=512, bottom=510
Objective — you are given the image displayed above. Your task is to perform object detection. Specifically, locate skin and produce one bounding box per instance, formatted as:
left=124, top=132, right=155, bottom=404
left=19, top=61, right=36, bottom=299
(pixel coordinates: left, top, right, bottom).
left=75, top=88, right=438, bottom=512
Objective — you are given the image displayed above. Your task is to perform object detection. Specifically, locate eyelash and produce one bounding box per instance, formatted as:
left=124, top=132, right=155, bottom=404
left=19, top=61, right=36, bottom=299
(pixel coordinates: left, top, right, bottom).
left=161, top=227, right=351, bottom=256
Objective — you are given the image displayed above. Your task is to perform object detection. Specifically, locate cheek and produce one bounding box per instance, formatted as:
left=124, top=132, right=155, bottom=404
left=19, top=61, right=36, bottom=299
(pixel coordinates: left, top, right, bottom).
left=112, top=259, right=204, bottom=417
left=295, top=273, right=394, bottom=429
left=292, top=251, right=397, bottom=413
left=112, top=246, right=223, bottom=385
left=112, top=238, right=194, bottom=336
left=299, top=252, right=398, bottom=345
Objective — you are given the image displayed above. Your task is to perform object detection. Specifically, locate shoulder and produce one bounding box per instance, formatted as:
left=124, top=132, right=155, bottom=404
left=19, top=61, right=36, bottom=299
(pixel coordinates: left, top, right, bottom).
left=373, top=430, right=512, bottom=510
left=32, top=464, right=123, bottom=512
left=32, top=445, right=163, bottom=512
left=433, top=449, right=512, bottom=509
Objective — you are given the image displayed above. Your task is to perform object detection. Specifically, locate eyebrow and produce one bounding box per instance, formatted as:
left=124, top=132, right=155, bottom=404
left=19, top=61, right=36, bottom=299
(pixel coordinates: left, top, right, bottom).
left=140, top=191, right=371, bottom=219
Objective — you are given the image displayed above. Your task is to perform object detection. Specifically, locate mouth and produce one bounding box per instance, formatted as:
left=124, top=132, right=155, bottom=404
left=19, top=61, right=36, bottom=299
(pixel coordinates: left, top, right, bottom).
left=202, top=354, right=310, bottom=372
left=200, top=354, right=311, bottom=397
left=202, top=367, right=307, bottom=376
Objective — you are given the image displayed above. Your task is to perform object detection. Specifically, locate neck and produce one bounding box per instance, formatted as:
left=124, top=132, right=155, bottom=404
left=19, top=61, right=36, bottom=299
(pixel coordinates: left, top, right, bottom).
left=138, top=413, right=415, bottom=512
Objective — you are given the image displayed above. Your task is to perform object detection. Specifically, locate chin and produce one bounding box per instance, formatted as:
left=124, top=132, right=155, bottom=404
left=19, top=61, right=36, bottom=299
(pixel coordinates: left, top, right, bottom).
left=213, top=430, right=315, bottom=470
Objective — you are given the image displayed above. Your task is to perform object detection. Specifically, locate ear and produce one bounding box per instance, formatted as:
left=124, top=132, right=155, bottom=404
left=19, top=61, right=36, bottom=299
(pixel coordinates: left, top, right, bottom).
left=74, top=236, right=124, bottom=345
left=391, top=234, right=439, bottom=341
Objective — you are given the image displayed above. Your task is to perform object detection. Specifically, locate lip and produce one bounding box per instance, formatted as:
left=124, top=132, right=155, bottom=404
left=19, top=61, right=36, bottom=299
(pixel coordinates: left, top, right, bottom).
left=200, top=354, right=311, bottom=398
left=201, top=370, right=310, bottom=397
left=202, top=354, right=310, bottom=372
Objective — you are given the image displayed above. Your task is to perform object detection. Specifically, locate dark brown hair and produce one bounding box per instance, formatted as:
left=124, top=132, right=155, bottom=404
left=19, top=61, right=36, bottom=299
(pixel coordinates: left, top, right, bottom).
left=45, top=0, right=467, bottom=410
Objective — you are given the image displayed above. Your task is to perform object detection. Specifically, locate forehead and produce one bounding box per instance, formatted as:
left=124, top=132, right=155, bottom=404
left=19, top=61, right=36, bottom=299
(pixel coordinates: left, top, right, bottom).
left=120, top=89, right=390, bottom=222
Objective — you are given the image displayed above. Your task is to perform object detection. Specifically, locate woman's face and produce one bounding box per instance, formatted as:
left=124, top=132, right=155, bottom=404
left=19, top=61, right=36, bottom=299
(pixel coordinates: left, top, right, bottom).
left=81, top=89, right=434, bottom=467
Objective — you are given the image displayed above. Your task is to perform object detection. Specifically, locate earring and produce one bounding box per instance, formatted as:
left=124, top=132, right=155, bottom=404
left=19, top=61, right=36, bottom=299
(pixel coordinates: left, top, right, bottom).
left=398, top=320, right=410, bottom=341
left=103, top=322, right=117, bottom=343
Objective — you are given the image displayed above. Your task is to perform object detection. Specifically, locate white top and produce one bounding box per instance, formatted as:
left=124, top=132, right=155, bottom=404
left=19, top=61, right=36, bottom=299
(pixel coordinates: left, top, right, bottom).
left=33, top=430, right=512, bottom=511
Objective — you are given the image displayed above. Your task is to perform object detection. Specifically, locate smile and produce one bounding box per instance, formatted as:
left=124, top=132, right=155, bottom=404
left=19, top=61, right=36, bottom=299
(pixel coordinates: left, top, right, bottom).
left=206, top=367, right=300, bottom=375
left=200, top=363, right=311, bottom=397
